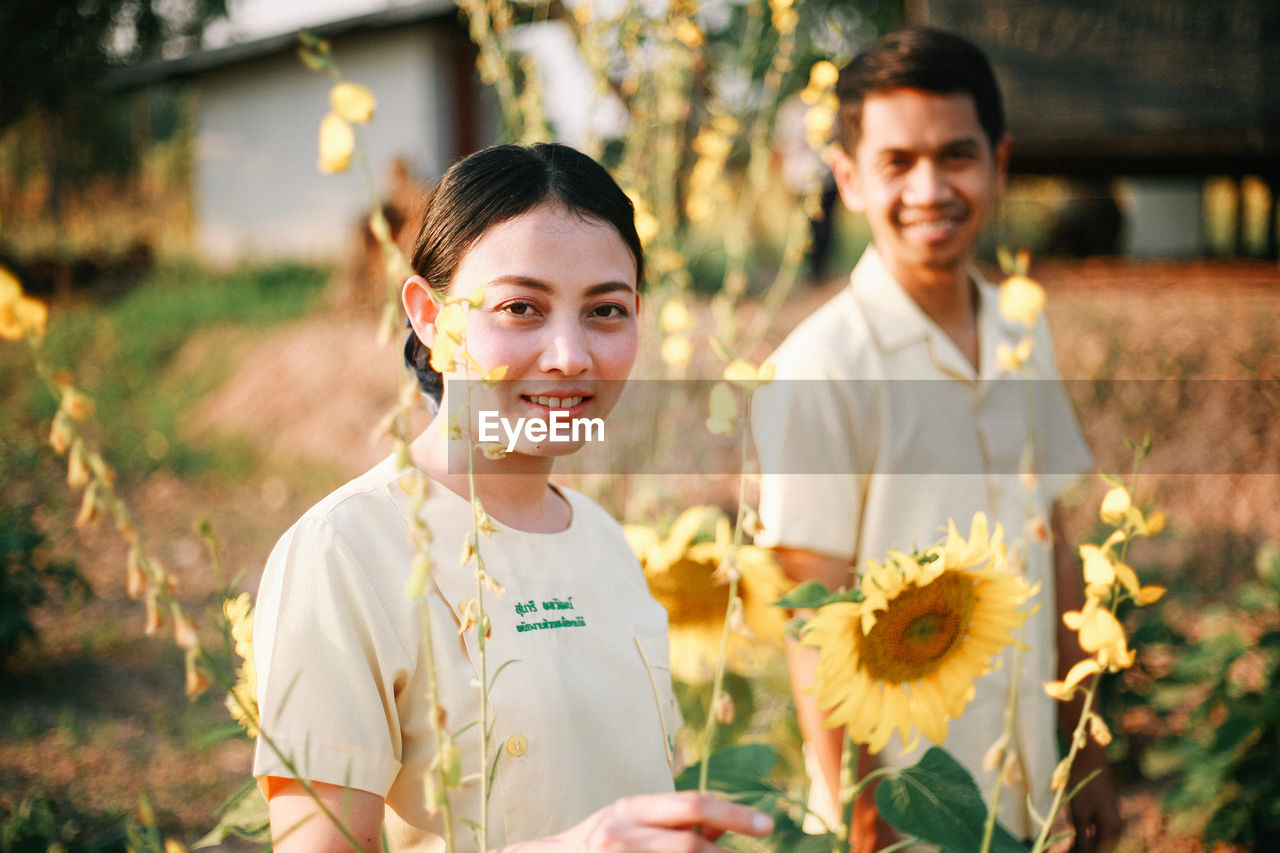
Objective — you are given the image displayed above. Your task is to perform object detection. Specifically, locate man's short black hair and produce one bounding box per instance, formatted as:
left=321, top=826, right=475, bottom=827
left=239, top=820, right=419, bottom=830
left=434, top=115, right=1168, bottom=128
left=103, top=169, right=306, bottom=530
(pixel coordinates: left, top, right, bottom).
left=836, top=26, right=1006, bottom=152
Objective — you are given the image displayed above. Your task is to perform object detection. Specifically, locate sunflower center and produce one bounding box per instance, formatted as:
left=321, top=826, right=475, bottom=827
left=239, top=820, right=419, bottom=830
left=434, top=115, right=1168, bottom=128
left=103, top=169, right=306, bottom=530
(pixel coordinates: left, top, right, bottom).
left=856, top=572, right=976, bottom=684
left=649, top=559, right=731, bottom=626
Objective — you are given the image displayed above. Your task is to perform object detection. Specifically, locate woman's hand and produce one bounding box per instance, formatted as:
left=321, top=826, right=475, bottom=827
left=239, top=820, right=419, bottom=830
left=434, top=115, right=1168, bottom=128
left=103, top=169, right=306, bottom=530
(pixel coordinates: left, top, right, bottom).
left=507, top=791, right=775, bottom=852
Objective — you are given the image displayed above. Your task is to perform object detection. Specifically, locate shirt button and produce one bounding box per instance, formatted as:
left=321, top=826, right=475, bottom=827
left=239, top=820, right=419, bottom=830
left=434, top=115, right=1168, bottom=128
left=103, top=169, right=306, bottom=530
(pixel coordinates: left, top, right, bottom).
left=505, top=734, right=528, bottom=757
left=399, top=477, right=415, bottom=494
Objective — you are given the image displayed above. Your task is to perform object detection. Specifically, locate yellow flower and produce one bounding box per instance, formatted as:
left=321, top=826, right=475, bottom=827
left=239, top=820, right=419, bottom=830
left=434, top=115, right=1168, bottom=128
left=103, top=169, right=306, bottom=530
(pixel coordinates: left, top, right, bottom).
left=802, top=513, right=1034, bottom=754
left=329, top=82, right=376, bottom=124
left=1, top=265, right=49, bottom=342
left=660, top=298, right=693, bottom=333
left=1099, top=485, right=1131, bottom=525
left=1062, top=597, right=1134, bottom=671
left=997, top=274, right=1046, bottom=329
left=807, top=60, right=839, bottom=91
left=662, top=335, right=692, bottom=369
left=317, top=112, right=355, bottom=173
left=674, top=19, right=704, bottom=48
left=625, top=190, right=659, bottom=245
left=1044, top=658, right=1101, bottom=701
left=706, top=381, right=736, bottom=435
left=627, top=506, right=792, bottom=682
left=223, top=593, right=260, bottom=737
left=723, top=358, right=774, bottom=390
left=997, top=338, right=1034, bottom=373
left=429, top=302, right=469, bottom=372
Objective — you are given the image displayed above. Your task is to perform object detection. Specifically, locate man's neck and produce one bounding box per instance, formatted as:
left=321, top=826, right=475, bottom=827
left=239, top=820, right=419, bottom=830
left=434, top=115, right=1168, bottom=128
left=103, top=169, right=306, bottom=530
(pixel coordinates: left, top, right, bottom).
left=884, top=255, right=980, bottom=369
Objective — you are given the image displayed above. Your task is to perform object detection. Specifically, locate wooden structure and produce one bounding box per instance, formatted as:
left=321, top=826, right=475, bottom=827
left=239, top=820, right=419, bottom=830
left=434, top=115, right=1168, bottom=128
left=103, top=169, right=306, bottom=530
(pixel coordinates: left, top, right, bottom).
left=911, top=0, right=1279, bottom=258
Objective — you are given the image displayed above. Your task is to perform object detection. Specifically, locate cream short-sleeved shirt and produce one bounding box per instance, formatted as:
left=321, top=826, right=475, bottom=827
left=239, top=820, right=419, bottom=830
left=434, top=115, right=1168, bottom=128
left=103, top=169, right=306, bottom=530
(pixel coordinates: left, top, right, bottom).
left=252, top=456, right=681, bottom=851
left=752, top=246, right=1093, bottom=837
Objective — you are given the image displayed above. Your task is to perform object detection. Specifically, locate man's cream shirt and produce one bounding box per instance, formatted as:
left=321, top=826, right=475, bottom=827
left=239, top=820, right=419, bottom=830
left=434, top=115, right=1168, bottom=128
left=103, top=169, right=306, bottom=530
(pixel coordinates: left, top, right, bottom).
left=754, top=246, right=1093, bottom=838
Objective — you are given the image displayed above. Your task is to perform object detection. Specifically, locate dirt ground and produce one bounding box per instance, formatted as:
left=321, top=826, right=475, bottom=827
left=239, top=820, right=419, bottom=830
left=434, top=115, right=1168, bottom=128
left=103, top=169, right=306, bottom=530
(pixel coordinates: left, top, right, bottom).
left=6, top=257, right=1278, bottom=850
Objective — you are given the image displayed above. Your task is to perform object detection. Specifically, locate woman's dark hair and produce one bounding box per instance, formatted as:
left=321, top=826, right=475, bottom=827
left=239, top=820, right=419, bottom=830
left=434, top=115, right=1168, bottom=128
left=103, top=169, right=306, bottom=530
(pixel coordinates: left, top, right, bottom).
left=404, top=142, right=645, bottom=401
left=835, top=26, right=1006, bottom=153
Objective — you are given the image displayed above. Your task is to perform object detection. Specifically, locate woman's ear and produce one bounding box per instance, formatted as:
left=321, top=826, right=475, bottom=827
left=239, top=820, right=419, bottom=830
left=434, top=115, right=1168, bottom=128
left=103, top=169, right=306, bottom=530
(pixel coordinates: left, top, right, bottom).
left=402, top=275, right=439, bottom=348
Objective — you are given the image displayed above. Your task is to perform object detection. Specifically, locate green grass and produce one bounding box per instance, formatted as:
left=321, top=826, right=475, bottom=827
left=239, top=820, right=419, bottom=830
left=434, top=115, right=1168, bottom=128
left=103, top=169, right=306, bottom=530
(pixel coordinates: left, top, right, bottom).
left=1, top=260, right=331, bottom=481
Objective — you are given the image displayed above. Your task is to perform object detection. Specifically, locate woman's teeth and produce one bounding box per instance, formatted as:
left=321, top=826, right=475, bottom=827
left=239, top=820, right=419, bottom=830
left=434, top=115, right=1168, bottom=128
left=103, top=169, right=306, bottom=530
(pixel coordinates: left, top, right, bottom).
left=527, top=395, right=584, bottom=409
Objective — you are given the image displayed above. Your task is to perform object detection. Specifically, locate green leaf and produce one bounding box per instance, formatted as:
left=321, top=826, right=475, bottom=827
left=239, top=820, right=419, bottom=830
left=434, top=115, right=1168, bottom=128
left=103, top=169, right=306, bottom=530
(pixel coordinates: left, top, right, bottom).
left=873, top=748, right=1028, bottom=853
left=674, top=743, right=780, bottom=796
left=194, top=779, right=269, bottom=848
left=774, top=581, right=861, bottom=610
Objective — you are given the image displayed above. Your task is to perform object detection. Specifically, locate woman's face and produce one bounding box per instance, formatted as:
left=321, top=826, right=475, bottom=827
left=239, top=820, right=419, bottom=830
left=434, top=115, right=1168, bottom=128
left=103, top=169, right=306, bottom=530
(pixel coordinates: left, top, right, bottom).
left=430, top=202, right=640, bottom=457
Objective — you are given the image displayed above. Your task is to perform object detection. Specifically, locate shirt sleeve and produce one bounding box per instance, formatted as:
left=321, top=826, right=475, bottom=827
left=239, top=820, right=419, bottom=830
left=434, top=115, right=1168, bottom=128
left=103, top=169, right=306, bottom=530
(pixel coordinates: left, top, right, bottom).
left=752, top=369, right=871, bottom=563
left=252, top=516, right=412, bottom=798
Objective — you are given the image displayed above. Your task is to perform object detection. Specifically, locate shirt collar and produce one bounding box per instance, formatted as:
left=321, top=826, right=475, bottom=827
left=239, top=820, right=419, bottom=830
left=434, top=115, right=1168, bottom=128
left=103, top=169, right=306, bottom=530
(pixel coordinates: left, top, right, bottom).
left=849, top=245, right=1018, bottom=382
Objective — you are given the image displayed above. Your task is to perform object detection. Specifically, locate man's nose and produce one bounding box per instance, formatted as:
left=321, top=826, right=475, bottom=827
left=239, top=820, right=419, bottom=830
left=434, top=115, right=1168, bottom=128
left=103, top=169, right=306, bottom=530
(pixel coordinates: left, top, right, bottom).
left=903, top=159, right=955, bottom=206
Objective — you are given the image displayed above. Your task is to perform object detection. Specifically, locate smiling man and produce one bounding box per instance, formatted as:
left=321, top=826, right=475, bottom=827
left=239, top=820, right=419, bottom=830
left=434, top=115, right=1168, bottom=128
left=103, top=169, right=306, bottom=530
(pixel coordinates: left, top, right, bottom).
left=753, top=27, right=1120, bottom=852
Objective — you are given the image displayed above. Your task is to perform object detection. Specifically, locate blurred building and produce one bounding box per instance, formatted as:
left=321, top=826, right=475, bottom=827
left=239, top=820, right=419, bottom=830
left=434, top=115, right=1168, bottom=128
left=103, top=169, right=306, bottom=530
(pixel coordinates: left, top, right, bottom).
left=110, top=1, right=493, bottom=264
left=912, top=0, right=1279, bottom=259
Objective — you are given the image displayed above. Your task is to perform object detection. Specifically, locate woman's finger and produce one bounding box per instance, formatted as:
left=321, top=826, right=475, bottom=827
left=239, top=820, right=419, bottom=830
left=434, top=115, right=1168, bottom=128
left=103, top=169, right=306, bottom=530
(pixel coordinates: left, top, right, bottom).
left=613, top=792, right=774, bottom=838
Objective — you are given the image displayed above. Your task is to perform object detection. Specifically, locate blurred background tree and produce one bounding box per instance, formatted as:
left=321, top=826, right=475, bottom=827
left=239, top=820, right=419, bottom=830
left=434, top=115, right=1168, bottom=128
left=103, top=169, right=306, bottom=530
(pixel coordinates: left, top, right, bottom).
left=0, top=0, right=228, bottom=276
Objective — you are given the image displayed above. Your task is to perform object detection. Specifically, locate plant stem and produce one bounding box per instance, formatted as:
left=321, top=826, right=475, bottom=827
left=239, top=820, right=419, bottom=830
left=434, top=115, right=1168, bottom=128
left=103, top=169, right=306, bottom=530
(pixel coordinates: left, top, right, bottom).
left=1030, top=678, right=1099, bottom=853
left=698, top=388, right=754, bottom=793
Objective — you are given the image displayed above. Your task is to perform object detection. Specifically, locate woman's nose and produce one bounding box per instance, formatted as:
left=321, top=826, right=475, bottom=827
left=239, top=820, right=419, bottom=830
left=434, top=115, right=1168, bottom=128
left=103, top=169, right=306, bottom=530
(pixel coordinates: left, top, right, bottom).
left=537, top=324, right=592, bottom=375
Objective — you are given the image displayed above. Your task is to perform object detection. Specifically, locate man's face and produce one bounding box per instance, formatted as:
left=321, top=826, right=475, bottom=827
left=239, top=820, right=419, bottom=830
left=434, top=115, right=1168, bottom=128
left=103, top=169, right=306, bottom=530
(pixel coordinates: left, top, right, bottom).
left=829, top=88, right=1010, bottom=279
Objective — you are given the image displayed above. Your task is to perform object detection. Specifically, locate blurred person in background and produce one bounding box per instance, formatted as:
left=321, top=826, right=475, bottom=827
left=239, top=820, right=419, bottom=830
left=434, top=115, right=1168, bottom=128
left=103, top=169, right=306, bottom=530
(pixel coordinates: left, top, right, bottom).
left=754, top=27, right=1120, bottom=852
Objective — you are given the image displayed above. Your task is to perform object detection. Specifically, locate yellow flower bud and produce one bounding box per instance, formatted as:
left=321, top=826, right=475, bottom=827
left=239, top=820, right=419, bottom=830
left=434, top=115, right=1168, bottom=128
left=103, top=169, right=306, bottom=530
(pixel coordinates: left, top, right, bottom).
left=1050, top=758, right=1070, bottom=791
left=405, top=552, right=433, bottom=600
left=661, top=335, right=692, bottom=368
left=75, top=481, right=100, bottom=528
left=126, top=546, right=147, bottom=600
left=184, top=651, right=211, bottom=698
left=1087, top=712, right=1113, bottom=747
left=1099, top=486, right=1131, bottom=525
left=67, top=441, right=90, bottom=488
left=706, top=381, right=737, bottom=435
left=808, top=60, right=839, bottom=90
left=660, top=298, right=693, bottom=333
left=173, top=608, right=200, bottom=652
left=317, top=112, right=355, bottom=174
left=439, top=740, right=462, bottom=789
left=998, top=274, right=1046, bottom=329
left=329, top=82, right=376, bottom=124
left=144, top=591, right=165, bottom=636
left=713, top=690, right=735, bottom=724
left=49, top=412, right=72, bottom=455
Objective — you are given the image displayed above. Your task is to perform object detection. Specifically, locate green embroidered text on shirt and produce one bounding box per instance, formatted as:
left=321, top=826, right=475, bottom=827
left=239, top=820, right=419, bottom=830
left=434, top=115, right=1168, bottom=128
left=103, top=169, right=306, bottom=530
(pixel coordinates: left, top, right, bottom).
left=514, top=596, right=586, bottom=633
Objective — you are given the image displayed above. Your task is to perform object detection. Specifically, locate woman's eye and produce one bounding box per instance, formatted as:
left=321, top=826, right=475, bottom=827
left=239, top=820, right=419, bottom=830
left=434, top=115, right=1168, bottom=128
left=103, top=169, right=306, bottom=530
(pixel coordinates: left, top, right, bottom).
left=591, top=304, right=629, bottom=319
left=502, top=301, right=538, bottom=317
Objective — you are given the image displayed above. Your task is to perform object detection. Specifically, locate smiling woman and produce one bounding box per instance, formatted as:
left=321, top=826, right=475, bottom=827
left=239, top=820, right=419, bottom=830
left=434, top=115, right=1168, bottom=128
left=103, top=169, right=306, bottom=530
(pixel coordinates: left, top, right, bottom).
left=251, top=143, right=773, bottom=853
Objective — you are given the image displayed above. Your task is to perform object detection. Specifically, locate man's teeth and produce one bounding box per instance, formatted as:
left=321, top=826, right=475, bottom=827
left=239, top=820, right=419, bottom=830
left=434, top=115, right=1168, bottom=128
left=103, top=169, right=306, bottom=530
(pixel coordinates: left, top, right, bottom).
left=529, top=395, right=584, bottom=408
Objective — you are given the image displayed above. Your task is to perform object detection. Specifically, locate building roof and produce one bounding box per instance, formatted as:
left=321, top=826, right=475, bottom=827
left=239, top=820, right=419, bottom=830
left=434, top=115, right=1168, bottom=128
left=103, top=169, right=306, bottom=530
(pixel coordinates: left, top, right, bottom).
left=105, top=0, right=460, bottom=90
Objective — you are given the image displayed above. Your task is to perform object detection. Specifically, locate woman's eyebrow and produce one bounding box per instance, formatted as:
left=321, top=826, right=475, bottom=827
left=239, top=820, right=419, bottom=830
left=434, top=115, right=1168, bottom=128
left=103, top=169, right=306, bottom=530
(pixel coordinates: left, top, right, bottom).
left=486, top=276, right=636, bottom=295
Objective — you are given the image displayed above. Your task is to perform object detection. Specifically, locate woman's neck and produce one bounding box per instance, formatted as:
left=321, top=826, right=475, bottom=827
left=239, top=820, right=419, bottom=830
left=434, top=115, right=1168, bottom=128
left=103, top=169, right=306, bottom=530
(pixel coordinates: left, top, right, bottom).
left=410, top=415, right=571, bottom=533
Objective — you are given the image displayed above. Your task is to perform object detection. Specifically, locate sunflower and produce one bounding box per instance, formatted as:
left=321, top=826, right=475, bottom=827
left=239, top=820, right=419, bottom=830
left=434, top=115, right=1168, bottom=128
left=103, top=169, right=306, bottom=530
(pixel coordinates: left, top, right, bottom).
left=625, top=506, right=792, bottom=682
left=223, top=593, right=260, bottom=737
left=802, top=513, right=1035, bottom=754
